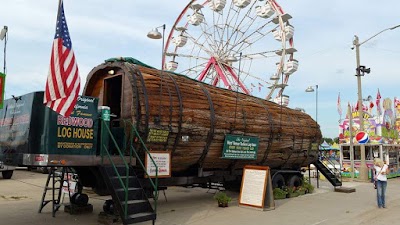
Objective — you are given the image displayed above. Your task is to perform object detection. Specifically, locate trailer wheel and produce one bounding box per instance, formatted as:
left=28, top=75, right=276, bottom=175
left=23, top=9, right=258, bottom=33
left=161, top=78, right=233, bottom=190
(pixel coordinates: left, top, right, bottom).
left=103, top=199, right=115, bottom=214
left=2, top=170, right=13, bottom=179
left=71, top=193, right=89, bottom=206
left=287, top=175, right=302, bottom=188
left=272, top=174, right=285, bottom=189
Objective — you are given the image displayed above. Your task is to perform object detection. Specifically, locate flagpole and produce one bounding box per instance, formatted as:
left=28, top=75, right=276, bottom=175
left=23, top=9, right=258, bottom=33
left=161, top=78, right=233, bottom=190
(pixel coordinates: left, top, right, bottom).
left=56, top=0, right=62, bottom=22
left=348, top=103, right=355, bottom=180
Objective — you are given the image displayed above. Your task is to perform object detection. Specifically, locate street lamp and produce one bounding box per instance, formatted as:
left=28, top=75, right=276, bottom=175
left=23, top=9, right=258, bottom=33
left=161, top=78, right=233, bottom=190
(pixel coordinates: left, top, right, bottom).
left=305, top=84, right=319, bottom=188
left=352, top=24, right=400, bottom=182
left=0, top=26, right=8, bottom=74
left=305, top=85, right=318, bottom=124
left=147, top=24, right=166, bottom=124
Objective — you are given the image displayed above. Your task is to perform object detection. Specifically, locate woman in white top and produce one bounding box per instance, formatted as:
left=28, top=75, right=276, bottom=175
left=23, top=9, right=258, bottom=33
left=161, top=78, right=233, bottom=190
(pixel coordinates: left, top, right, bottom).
left=373, top=158, right=388, bottom=208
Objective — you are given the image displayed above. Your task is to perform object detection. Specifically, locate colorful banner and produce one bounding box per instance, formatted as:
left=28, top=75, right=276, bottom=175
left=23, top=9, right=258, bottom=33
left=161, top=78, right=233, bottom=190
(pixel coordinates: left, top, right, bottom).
left=339, top=94, right=400, bottom=144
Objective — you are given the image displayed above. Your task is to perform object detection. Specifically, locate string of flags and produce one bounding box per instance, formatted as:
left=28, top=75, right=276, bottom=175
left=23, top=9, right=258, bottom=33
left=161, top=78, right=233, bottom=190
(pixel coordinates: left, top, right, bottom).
left=340, top=89, right=398, bottom=117
left=249, top=83, right=264, bottom=93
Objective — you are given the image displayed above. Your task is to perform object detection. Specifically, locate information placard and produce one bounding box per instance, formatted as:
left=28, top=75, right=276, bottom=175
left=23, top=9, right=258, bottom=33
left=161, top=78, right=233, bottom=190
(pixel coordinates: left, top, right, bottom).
left=239, top=165, right=274, bottom=210
left=145, top=151, right=171, bottom=178
left=147, top=128, right=170, bottom=143
left=222, top=135, right=259, bottom=159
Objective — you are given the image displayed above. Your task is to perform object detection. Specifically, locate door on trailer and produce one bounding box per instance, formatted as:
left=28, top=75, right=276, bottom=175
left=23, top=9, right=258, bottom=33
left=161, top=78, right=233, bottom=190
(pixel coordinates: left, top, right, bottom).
left=103, top=75, right=122, bottom=120
left=103, top=75, right=124, bottom=154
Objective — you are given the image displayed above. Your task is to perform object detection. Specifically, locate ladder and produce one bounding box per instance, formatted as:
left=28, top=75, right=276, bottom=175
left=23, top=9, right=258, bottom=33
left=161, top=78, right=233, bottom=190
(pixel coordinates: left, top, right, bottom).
left=38, top=167, right=73, bottom=217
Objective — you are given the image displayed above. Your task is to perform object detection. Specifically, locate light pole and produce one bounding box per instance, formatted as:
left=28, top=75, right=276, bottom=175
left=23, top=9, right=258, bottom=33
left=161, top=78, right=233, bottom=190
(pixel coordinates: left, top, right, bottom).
left=305, top=85, right=318, bottom=124
left=147, top=24, right=166, bottom=124
left=352, top=24, right=400, bottom=181
left=306, top=84, right=319, bottom=188
left=0, top=26, right=7, bottom=74
left=0, top=26, right=8, bottom=109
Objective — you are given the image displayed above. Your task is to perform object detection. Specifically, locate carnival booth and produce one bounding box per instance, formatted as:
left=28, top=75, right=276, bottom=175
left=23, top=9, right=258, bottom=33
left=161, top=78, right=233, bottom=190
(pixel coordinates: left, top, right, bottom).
left=338, top=96, right=400, bottom=178
left=319, top=141, right=340, bottom=161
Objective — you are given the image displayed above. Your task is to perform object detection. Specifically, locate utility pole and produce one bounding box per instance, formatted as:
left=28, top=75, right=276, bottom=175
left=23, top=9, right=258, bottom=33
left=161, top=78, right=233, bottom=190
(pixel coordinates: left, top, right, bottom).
left=352, top=24, right=400, bottom=181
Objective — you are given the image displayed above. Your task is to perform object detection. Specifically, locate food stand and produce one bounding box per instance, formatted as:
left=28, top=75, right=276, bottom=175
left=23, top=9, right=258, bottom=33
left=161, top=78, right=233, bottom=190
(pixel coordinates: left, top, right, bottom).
left=338, top=96, right=400, bottom=178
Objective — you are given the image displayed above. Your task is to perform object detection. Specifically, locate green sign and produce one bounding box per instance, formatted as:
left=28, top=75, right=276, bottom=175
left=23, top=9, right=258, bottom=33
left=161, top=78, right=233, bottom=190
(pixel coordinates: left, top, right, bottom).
left=100, top=107, right=110, bottom=121
left=0, top=72, right=5, bottom=109
left=147, top=128, right=169, bottom=143
left=47, top=95, right=99, bottom=155
left=222, top=135, right=259, bottom=160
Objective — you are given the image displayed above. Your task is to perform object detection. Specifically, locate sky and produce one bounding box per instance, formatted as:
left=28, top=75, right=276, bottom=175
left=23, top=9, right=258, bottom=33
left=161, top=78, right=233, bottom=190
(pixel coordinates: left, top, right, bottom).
left=1, top=0, right=400, bottom=139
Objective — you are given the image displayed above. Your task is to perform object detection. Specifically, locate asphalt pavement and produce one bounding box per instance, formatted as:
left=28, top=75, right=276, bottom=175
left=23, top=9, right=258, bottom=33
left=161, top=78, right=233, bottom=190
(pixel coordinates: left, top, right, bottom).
left=1, top=169, right=400, bottom=225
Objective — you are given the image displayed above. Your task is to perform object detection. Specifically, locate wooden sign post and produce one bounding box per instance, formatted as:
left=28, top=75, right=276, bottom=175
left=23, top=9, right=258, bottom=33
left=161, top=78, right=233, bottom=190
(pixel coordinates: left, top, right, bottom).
left=239, top=165, right=274, bottom=211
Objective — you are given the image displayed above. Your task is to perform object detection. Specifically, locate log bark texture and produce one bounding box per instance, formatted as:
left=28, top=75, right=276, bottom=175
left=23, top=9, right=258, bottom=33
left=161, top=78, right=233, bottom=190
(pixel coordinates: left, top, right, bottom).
left=84, top=59, right=322, bottom=174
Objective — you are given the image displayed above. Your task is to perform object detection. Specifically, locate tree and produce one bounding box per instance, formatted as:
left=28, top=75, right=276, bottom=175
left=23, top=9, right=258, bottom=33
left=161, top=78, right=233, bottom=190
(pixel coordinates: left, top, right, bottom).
left=333, top=137, right=339, bottom=143
left=322, top=137, right=333, bottom=144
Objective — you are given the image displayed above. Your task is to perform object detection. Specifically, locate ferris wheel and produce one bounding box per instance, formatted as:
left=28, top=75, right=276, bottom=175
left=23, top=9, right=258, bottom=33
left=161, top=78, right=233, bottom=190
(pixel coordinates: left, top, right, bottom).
left=163, top=0, right=298, bottom=106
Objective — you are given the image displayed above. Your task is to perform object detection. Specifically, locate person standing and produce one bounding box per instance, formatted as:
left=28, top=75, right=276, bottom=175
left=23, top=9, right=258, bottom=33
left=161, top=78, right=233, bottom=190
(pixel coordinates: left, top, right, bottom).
left=374, top=158, right=388, bottom=208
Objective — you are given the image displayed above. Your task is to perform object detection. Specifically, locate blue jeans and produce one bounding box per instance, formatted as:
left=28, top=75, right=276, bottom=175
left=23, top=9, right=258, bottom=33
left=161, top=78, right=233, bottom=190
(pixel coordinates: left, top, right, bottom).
left=376, top=180, right=387, bottom=207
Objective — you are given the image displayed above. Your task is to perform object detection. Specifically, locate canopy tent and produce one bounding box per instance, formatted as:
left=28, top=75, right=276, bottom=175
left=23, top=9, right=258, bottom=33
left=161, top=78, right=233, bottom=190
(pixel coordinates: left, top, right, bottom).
left=319, top=140, right=331, bottom=150
left=331, top=143, right=340, bottom=150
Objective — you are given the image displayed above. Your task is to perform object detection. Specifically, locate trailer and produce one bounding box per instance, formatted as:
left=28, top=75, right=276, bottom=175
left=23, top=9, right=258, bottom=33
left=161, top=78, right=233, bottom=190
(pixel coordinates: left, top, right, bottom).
left=0, top=58, right=335, bottom=224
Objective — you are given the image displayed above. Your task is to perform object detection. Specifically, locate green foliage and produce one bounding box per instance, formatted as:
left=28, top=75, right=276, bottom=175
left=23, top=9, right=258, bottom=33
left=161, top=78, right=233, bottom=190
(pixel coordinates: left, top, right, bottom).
left=295, top=186, right=306, bottom=195
left=322, top=137, right=333, bottom=144
left=333, top=137, right=339, bottom=143
left=273, top=188, right=288, bottom=199
left=213, top=192, right=232, bottom=204
left=302, top=178, right=314, bottom=193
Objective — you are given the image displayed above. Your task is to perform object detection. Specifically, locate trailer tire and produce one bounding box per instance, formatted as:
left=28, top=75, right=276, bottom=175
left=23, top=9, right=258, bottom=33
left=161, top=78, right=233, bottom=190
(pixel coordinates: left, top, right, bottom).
left=71, top=193, right=89, bottom=206
left=2, top=170, right=13, bottom=179
left=287, top=175, right=302, bottom=188
left=272, top=174, right=285, bottom=189
left=103, top=199, right=115, bottom=214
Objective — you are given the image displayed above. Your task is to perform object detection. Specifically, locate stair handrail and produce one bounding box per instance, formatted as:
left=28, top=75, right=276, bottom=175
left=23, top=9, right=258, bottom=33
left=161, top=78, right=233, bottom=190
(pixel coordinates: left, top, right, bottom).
left=319, top=155, right=342, bottom=184
left=123, top=119, right=159, bottom=213
left=101, top=120, right=130, bottom=219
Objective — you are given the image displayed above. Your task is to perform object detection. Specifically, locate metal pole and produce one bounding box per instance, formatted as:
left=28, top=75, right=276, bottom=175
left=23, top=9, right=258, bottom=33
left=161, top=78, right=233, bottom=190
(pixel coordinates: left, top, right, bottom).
left=316, top=85, right=318, bottom=124
left=354, top=36, right=368, bottom=181
left=2, top=26, right=7, bottom=74
left=316, top=84, right=319, bottom=188
left=352, top=25, right=400, bottom=181
left=233, top=52, right=242, bottom=126
left=157, top=24, right=166, bottom=124
left=348, top=104, right=355, bottom=180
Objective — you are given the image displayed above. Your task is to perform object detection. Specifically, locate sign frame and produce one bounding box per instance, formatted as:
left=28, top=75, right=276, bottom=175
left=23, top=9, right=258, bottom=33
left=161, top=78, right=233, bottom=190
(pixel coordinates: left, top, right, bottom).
left=146, top=128, right=170, bottom=143
left=144, top=150, right=172, bottom=178
left=239, top=165, right=274, bottom=210
left=222, top=134, right=259, bottom=160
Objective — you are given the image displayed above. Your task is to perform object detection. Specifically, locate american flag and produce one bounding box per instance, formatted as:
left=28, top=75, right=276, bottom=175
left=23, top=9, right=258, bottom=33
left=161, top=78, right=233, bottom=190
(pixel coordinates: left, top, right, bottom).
left=376, top=89, right=381, bottom=115
left=44, top=0, right=80, bottom=117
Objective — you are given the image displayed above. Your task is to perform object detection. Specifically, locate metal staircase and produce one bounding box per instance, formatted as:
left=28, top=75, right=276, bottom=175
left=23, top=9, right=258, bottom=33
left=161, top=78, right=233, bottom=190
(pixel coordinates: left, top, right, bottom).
left=98, top=110, right=159, bottom=225
left=314, top=158, right=342, bottom=187
left=99, top=165, right=156, bottom=224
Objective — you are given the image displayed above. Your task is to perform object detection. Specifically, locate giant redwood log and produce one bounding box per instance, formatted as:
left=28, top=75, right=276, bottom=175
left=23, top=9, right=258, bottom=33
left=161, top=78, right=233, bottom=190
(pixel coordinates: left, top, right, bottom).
left=83, top=58, right=321, bottom=175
